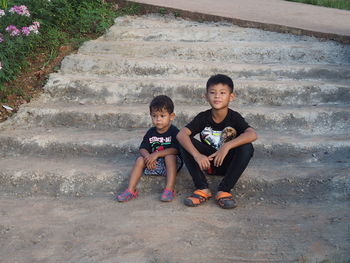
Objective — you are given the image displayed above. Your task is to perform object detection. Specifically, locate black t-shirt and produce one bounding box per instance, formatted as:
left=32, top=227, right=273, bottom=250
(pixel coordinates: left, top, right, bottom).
left=186, top=109, right=250, bottom=150
left=139, top=125, right=180, bottom=153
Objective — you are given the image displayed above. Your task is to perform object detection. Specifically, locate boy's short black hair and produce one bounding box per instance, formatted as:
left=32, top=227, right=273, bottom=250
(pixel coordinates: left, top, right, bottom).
left=149, top=95, right=174, bottom=114
left=206, top=74, right=234, bottom=93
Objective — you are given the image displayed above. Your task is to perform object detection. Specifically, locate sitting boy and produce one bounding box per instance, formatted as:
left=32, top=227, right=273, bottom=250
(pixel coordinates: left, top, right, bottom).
left=177, top=74, right=257, bottom=209
left=117, top=95, right=183, bottom=202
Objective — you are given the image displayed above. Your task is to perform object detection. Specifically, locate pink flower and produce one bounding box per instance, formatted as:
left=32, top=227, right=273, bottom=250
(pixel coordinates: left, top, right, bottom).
left=33, top=21, right=40, bottom=28
left=9, top=5, right=30, bottom=17
left=6, top=25, right=21, bottom=37
left=0, top=9, right=5, bottom=17
left=6, top=25, right=17, bottom=32
left=10, top=29, right=20, bottom=37
left=29, top=22, right=40, bottom=34
left=21, top=27, right=31, bottom=36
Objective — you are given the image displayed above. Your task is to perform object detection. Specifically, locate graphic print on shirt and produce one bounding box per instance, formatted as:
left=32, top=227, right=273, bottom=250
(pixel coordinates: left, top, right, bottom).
left=200, top=126, right=237, bottom=150
left=149, top=136, right=172, bottom=152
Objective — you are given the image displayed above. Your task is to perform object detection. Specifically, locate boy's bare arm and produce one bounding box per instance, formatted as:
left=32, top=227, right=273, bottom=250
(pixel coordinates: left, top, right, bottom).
left=154, top=148, right=178, bottom=157
left=139, top=148, right=156, bottom=170
left=177, top=128, right=211, bottom=170
left=224, top=127, right=257, bottom=150
left=139, top=148, right=150, bottom=158
left=210, top=127, right=257, bottom=167
left=141, top=148, right=178, bottom=170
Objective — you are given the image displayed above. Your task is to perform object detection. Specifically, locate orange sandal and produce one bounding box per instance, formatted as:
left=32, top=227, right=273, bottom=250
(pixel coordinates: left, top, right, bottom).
left=184, top=190, right=212, bottom=207
left=216, top=192, right=237, bottom=209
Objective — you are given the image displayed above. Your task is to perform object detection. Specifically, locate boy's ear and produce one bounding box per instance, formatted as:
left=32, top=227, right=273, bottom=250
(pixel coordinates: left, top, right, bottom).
left=205, top=92, right=209, bottom=102
left=230, top=92, right=236, bottom=101
left=170, top=112, right=175, bottom=120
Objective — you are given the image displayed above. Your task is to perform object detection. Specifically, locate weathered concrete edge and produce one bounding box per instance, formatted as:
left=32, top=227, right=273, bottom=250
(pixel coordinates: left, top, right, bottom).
left=111, top=0, right=350, bottom=44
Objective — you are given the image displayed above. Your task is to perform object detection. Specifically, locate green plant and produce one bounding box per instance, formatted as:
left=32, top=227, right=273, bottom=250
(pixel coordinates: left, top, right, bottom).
left=0, top=0, right=141, bottom=103
left=117, top=2, right=141, bottom=16
left=285, top=0, right=350, bottom=10
left=0, top=0, right=7, bottom=9
left=158, top=7, right=167, bottom=15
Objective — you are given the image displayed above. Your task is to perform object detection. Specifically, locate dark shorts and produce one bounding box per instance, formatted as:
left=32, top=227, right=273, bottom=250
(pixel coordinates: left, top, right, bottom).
left=144, top=156, right=183, bottom=176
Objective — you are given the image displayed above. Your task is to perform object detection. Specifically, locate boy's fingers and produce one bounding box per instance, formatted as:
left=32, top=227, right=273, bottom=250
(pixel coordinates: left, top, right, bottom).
left=201, top=163, right=206, bottom=170
left=203, top=160, right=210, bottom=170
left=214, top=155, right=222, bottom=167
left=208, top=152, right=216, bottom=159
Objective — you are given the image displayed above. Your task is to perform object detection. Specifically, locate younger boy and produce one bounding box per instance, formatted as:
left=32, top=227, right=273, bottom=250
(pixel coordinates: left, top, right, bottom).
left=177, top=74, right=257, bottom=209
left=117, top=95, right=183, bottom=202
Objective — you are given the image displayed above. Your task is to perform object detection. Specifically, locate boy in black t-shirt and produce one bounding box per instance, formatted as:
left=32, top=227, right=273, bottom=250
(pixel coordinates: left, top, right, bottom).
left=177, top=74, right=257, bottom=209
left=117, top=95, right=183, bottom=202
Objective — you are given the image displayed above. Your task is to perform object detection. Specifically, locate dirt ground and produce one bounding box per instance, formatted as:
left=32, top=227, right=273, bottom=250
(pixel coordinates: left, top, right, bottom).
left=0, top=191, right=349, bottom=263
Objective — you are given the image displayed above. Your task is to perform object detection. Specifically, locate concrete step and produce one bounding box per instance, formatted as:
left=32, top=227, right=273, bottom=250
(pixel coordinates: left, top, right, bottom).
left=8, top=102, right=350, bottom=134
left=109, top=15, right=350, bottom=51
left=0, top=127, right=348, bottom=162
left=0, top=154, right=348, bottom=196
left=79, top=39, right=350, bottom=65
left=45, top=73, right=350, bottom=106
left=60, top=54, right=350, bottom=80
left=1, top=13, right=349, bottom=204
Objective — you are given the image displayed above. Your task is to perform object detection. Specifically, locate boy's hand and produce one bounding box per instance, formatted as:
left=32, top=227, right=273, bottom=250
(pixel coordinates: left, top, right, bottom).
left=146, top=161, right=157, bottom=170
left=144, top=152, right=159, bottom=170
left=194, top=153, right=212, bottom=171
left=209, top=144, right=229, bottom=167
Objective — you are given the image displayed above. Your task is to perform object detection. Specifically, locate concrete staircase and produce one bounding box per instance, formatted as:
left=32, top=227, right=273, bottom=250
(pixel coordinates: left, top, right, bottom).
left=0, top=14, right=349, bottom=197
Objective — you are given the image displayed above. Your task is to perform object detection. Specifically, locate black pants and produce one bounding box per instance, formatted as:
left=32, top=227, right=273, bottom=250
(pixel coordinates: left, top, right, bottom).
left=180, top=137, right=254, bottom=192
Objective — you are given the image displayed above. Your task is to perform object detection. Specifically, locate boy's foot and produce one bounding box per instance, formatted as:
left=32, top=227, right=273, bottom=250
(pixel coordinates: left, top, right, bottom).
left=183, top=189, right=212, bottom=207
left=215, top=192, right=237, bottom=209
left=160, top=188, right=175, bottom=202
left=116, top=189, right=139, bottom=202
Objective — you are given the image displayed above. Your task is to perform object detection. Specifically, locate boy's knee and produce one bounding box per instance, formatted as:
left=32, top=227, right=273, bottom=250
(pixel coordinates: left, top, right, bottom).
left=136, top=156, right=145, bottom=166
left=164, top=154, right=176, bottom=162
left=236, top=143, right=254, bottom=158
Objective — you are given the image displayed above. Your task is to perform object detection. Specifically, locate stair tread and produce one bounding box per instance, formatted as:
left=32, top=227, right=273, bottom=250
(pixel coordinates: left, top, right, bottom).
left=82, top=38, right=345, bottom=50
left=18, top=100, right=350, bottom=114
left=1, top=126, right=349, bottom=146
left=1, top=154, right=348, bottom=184
left=47, top=72, right=350, bottom=86
left=64, top=53, right=350, bottom=69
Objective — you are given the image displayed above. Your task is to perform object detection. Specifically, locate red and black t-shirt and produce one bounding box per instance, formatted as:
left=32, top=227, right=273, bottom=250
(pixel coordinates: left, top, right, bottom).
left=139, top=125, right=180, bottom=153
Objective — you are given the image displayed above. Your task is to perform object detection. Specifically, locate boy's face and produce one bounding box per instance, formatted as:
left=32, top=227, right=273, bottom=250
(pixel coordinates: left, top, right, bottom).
left=206, top=83, right=235, bottom=110
left=150, top=108, right=175, bottom=133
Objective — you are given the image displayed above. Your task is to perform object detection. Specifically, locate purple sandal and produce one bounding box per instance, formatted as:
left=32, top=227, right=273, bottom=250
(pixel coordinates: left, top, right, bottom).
left=116, top=189, right=139, bottom=202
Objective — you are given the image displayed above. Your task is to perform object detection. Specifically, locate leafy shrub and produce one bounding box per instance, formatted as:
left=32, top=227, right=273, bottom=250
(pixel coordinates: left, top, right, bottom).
left=0, top=0, right=129, bottom=101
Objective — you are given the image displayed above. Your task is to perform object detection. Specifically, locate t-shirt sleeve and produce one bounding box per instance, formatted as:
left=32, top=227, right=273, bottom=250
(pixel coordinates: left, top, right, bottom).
left=139, top=129, right=151, bottom=152
left=185, top=112, right=206, bottom=136
left=234, top=112, right=251, bottom=135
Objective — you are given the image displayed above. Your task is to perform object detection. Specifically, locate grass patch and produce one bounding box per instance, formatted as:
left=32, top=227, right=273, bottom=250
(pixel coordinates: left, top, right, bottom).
left=285, top=0, right=350, bottom=10
left=0, top=1, right=141, bottom=120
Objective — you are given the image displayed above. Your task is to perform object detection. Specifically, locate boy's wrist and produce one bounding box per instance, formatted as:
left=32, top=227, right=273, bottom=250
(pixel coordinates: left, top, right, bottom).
left=193, top=152, right=205, bottom=161
left=142, top=152, right=150, bottom=158
left=152, top=151, right=159, bottom=158
left=221, top=142, right=233, bottom=152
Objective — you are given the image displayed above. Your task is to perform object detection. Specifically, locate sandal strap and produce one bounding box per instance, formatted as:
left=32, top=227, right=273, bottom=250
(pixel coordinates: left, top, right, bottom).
left=216, top=192, right=233, bottom=201
left=185, top=190, right=212, bottom=205
left=193, top=189, right=212, bottom=199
